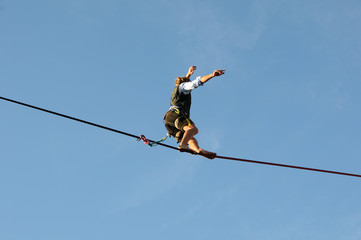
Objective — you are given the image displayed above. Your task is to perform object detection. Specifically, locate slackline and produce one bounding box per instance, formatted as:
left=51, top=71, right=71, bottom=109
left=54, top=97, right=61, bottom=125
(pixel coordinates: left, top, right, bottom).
left=1, top=96, right=361, bottom=179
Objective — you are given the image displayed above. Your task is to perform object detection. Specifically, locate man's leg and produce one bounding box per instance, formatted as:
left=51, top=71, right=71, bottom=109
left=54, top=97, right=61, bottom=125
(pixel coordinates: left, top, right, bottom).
left=179, top=124, right=198, bottom=149
left=179, top=125, right=216, bottom=159
left=188, top=137, right=201, bottom=153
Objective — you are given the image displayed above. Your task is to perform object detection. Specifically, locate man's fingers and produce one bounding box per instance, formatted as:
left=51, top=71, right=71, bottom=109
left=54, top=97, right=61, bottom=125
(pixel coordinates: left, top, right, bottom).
left=214, top=69, right=226, bottom=76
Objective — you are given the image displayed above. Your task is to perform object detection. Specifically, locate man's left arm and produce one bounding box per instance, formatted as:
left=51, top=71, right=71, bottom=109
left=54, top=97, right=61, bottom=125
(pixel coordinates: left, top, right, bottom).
left=186, top=66, right=196, bottom=79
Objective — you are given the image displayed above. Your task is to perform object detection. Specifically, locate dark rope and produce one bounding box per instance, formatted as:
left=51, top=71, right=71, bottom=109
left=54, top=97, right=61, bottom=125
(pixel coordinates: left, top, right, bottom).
left=1, top=96, right=360, bottom=178
left=216, top=155, right=361, bottom=178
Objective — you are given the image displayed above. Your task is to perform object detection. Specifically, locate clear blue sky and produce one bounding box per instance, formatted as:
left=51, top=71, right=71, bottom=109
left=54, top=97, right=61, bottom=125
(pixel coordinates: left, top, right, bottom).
left=1, top=0, right=361, bottom=239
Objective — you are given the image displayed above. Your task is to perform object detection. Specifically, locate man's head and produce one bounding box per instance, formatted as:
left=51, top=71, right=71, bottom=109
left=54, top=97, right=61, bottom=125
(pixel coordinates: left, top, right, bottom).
left=175, top=77, right=190, bottom=86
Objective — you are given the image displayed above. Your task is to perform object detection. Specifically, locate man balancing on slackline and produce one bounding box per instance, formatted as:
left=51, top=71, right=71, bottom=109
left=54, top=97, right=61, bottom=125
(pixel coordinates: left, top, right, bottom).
left=164, top=66, right=225, bottom=159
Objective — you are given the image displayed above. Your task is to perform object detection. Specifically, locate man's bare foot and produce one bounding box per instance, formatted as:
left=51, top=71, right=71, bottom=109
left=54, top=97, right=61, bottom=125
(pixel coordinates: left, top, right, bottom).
left=198, top=149, right=217, bottom=159
left=178, top=145, right=197, bottom=154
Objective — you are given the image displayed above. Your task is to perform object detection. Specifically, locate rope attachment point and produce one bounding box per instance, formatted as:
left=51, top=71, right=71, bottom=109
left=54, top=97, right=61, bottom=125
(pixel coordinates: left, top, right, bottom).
left=137, top=134, right=169, bottom=147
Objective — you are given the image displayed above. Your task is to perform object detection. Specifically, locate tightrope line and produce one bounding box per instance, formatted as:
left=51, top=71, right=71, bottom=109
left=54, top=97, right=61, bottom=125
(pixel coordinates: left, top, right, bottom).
left=1, top=96, right=360, bottom=179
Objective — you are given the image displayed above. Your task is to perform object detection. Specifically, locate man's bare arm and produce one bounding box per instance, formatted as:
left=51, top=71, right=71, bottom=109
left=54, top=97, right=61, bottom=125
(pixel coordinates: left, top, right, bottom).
left=186, top=66, right=197, bottom=78
left=200, top=69, right=225, bottom=83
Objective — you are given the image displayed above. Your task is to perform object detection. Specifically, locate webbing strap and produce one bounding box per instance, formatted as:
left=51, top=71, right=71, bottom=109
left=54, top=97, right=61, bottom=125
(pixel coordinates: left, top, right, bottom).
left=137, top=134, right=169, bottom=147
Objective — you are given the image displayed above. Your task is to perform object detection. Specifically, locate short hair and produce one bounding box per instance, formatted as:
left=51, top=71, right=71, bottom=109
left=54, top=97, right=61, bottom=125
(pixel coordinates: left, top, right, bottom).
left=175, top=77, right=190, bottom=86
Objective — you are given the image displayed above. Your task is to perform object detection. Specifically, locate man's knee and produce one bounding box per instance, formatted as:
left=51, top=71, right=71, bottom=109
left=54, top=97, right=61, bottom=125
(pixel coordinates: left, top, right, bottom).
left=184, top=124, right=198, bottom=135
left=192, top=125, right=199, bottom=135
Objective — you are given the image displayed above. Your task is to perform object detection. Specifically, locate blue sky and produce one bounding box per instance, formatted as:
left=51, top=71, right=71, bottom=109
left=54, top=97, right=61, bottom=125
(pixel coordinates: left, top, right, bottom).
left=1, top=0, right=361, bottom=239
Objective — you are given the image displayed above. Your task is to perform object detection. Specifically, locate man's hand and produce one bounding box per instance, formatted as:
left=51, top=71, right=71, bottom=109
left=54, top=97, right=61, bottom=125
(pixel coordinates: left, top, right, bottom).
left=212, top=69, right=225, bottom=77
left=186, top=66, right=197, bottom=78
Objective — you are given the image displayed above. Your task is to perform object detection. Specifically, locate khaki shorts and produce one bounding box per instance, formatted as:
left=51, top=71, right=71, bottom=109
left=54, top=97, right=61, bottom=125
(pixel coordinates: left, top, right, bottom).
left=164, top=110, right=194, bottom=143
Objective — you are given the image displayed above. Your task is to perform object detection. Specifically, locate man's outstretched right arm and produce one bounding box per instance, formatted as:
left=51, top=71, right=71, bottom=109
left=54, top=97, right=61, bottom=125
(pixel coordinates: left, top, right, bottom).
left=200, top=69, right=226, bottom=84
left=180, top=69, right=226, bottom=94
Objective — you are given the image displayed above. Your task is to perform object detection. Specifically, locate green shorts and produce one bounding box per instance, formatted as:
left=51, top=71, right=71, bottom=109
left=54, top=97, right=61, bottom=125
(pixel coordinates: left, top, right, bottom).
left=164, top=110, right=194, bottom=143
